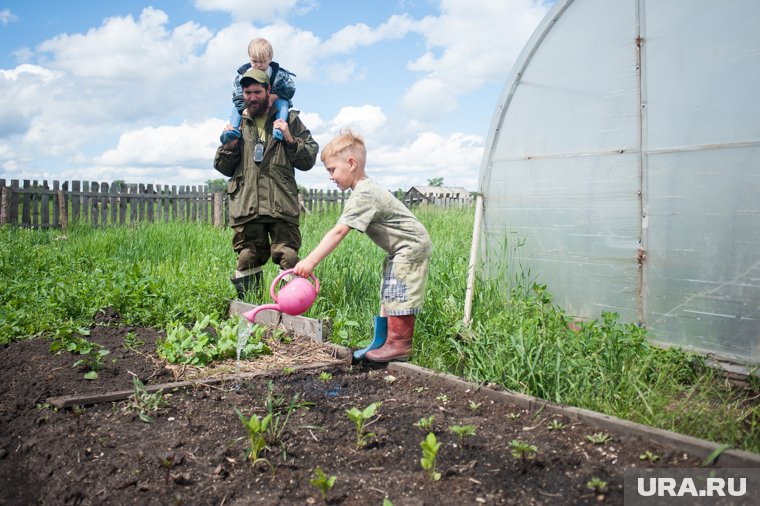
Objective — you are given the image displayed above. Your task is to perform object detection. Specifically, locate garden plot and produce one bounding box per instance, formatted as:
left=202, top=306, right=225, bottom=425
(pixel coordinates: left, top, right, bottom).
left=0, top=309, right=756, bottom=506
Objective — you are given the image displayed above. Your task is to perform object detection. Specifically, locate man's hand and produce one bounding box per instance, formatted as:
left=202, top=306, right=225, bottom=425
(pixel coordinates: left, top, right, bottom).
left=273, top=118, right=294, bottom=144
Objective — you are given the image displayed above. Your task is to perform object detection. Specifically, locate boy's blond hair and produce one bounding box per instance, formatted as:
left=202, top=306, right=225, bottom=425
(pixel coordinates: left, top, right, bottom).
left=248, top=38, right=274, bottom=62
left=320, top=129, right=366, bottom=167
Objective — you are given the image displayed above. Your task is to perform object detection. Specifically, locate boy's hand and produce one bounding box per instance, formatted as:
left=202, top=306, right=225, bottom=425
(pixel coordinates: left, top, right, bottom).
left=293, top=259, right=315, bottom=278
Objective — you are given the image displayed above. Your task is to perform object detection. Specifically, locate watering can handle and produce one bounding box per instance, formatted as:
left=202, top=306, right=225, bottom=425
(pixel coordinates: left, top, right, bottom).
left=270, top=268, right=321, bottom=301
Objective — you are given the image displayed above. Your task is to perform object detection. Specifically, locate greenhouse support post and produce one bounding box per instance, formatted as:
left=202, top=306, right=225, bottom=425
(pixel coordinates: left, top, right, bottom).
left=463, top=194, right=483, bottom=327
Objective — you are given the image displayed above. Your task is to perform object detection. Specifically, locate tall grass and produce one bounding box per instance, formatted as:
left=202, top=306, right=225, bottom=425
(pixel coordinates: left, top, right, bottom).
left=0, top=209, right=757, bottom=453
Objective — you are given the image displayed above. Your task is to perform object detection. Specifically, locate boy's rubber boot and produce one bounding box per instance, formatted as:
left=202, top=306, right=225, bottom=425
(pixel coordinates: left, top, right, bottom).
left=230, top=271, right=263, bottom=300
left=365, top=315, right=415, bottom=363
left=353, top=316, right=388, bottom=361
left=220, top=128, right=242, bottom=145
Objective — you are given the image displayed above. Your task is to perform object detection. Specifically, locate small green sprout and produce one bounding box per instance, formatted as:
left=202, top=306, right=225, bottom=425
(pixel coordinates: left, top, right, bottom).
left=346, top=402, right=381, bottom=448
left=420, top=432, right=441, bottom=481
left=587, top=476, right=608, bottom=494
left=587, top=432, right=612, bottom=445
left=414, top=386, right=429, bottom=393
left=282, top=366, right=295, bottom=375
left=414, top=415, right=435, bottom=431
left=639, top=450, right=660, bottom=462
left=468, top=400, right=482, bottom=411
left=125, top=376, right=166, bottom=423
left=310, top=467, right=336, bottom=502
left=436, top=394, right=449, bottom=403
left=234, top=407, right=272, bottom=468
left=547, top=419, right=566, bottom=431
left=507, top=412, right=521, bottom=420
left=510, top=440, right=537, bottom=463
left=383, top=499, right=394, bottom=506
left=383, top=374, right=397, bottom=384
left=318, top=371, right=332, bottom=382
left=449, top=424, right=477, bottom=446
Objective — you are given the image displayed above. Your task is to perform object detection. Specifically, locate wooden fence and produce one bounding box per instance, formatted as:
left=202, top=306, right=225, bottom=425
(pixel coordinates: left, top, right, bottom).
left=0, top=179, right=351, bottom=229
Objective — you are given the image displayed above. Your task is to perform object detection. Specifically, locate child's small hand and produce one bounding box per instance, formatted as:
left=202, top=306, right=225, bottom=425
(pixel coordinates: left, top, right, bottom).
left=293, top=260, right=314, bottom=278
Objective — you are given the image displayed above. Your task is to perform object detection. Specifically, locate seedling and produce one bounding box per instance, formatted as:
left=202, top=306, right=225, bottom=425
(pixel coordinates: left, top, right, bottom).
left=414, top=386, right=429, bottom=394
left=507, top=412, right=521, bottom=420
left=587, top=476, right=608, bottom=494
left=160, top=452, right=176, bottom=483
left=449, top=424, right=476, bottom=447
left=468, top=400, right=482, bottom=411
left=639, top=450, right=660, bottom=463
left=587, top=432, right=612, bottom=445
left=547, top=419, right=566, bottom=431
left=282, top=366, right=295, bottom=375
left=309, top=467, right=336, bottom=502
left=414, top=415, right=435, bottom=431
left=234, top=407, right=272, bottom=468
left=263, top=382, right=314, bottom=459
left=510, top=440, right=537, bottom=464
left=436, top=394, right=449, bottom=403
left=346, top=402, right=381, bottom=448
left=318, top=371, right=332, bottom=382
left=124, top=331, right=144, bottom=349
left=383, top=500, right=394, bottom=506
left=383, top=375, right=397, bottom=384
left=125, top=376, right=166, bottom=423
left=420, top=432, right=441, bottom=481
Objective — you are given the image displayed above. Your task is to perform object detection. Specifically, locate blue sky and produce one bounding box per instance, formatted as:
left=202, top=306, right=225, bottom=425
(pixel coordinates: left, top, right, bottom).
left=0, top=1, right=550, bottom=191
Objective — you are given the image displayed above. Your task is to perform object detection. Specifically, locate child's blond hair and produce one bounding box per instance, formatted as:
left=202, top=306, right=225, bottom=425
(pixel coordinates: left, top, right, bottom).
left=248, top=38, right=274, bottom=62
left=320, top=129, right=366, bottom=167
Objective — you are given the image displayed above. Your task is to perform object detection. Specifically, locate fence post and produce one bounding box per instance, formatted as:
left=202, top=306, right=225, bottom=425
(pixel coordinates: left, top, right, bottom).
left=213, top=192, right=223, bottom=227
left=58, top=190, right=68, bottom=231
left=0, top=184, right=9, bottom=225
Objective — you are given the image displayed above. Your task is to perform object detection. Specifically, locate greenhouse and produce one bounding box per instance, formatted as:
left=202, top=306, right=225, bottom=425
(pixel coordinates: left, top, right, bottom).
left=475, top=0, right=760, bottom=365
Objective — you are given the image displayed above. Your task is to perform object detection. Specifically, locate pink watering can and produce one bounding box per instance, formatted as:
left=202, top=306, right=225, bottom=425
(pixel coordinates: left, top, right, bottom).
left=243, top=268, right=320, bottom=323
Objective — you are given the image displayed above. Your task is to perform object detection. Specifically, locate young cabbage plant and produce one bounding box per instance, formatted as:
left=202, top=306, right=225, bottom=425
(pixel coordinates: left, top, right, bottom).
left=346, top=402, right=381, bottom=448
left=420, top=432, right=442, bottom=481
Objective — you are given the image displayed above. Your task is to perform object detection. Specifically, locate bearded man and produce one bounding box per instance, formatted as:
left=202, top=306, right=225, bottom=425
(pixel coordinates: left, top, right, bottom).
left=213, top=68, right=319, bottom=298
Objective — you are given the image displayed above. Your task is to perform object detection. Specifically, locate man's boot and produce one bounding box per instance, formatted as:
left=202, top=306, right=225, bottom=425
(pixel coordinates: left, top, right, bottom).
left=230, top=271, right=263, bottom=300
left=365, top=315, right=415, bottom=362
left=353, top=316, right=388, bottom=361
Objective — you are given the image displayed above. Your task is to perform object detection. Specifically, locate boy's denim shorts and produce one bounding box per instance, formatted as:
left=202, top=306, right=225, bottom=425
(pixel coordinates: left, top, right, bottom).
left=381, top=257, right=430, bottom=316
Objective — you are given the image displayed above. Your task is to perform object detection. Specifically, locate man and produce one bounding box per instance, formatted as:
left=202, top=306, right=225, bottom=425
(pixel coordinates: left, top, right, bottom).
left=214, top=68, right=319, bottom=298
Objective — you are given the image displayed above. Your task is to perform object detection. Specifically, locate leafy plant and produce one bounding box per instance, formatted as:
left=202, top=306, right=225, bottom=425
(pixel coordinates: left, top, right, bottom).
left=468, top=400, right=482, bottom=411
left=124, top=331, right=144, bottom=349
left=414, top=415, right=435, bottom=431
left=414, top=386, right=429, bottom=394
left=234, top=407, right=271, bottom=468
left=436, top=394, right=449, bottom=403
left=510, top=440, right=537, bottom=464
left=158, top=316, right=270, bottom=366
left=346, top=402, right=381, bottom=448
left=72, top=344, right=111, bottom=380
left=587, top=476, right=608, bottom=494
left=507, top=412, right=521, bottom=420
left=449, top=424, right=476, bottom=446
left=420, top=432, right=441, bottom=481
left=318, top=371, right=332, bottom=382
left=160, top=452, right=176, bottom=483
left=309, top=467, right=336, bottom=502
left=547, top=419, right=566, bottom=431
left=263, top=381, right=314, bottom=459
left=587, top=432, right=612, bottom=445
left=639, top=450, right=659, bottom=462
left=125, top=376, right=166, bottom=423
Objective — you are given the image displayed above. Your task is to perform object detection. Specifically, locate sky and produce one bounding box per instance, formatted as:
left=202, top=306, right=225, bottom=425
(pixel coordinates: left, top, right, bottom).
left=0, top=0, right=551, bottom=192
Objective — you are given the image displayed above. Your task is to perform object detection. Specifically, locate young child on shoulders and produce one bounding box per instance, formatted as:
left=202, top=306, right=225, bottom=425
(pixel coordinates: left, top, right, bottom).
left=293, top=129, right=433, bottom=362
left=220, top=37, right=296, bottom=145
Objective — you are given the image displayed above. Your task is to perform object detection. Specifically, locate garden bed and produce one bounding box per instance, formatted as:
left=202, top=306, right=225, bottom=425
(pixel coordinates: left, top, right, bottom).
left=0, top=309, right=751, bottom=505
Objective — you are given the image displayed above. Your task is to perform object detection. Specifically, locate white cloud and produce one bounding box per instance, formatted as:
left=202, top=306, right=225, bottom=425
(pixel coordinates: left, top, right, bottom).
left=194, top=0, right=312, bottom=23
left=95, top=119, right=222, bottom=167
left=401, top=0, right=548, bottom=117
left=0, top=8, right=18, bottom=26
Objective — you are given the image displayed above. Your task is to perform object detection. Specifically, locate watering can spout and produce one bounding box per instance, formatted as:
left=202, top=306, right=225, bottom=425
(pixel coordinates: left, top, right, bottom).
left=241, top=269, right=320, bottom=323
left=243, top=304, right=280, bottom=323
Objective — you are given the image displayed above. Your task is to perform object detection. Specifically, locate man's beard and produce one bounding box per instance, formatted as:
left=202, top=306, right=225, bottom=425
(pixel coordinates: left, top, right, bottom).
left=245, top=95, right=268, bottom=117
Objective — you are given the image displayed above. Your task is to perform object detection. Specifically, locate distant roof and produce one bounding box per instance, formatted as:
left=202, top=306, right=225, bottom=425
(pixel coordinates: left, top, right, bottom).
left=408, top=186, right=471, bottom=196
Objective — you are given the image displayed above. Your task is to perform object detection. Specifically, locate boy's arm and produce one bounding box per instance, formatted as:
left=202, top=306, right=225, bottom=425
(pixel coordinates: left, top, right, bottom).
left=293, top=223, right=351, bottom=277
left=271, top=67, right=296, bottom=102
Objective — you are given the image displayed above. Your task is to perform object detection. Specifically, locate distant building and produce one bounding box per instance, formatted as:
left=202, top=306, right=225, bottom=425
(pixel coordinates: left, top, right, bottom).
left=404, top=186, right=473, bottom=207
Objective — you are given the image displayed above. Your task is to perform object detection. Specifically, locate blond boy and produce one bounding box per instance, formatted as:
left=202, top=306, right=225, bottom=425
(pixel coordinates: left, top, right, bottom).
left=221, top=38, right=296, bottom=144
left=293, top=130, right=432, bottom=362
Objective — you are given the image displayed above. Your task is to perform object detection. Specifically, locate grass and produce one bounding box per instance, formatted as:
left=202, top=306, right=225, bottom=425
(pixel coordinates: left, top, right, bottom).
left=0, top=208, right=757, bottom=454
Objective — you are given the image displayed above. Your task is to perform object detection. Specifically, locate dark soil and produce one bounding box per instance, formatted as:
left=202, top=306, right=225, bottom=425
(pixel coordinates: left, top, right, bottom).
left=0, top=309, right=705, bottom=506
